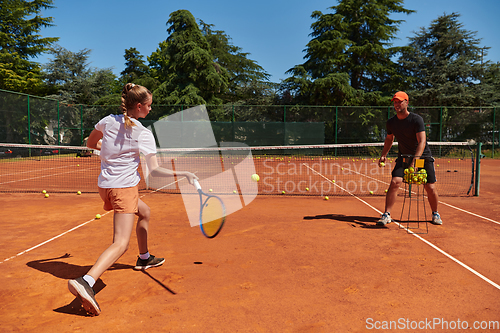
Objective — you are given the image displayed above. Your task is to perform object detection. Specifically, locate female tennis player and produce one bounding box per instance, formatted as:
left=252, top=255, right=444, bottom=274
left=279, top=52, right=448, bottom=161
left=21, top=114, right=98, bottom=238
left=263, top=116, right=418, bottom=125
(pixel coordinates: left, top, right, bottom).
left=68, top=83, right=197, bottom=316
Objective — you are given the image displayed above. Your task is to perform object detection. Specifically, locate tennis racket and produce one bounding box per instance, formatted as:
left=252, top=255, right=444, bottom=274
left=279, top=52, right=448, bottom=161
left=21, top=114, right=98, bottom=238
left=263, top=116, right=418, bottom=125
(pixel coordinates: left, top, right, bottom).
left=193, top=179, right=226, bottom=238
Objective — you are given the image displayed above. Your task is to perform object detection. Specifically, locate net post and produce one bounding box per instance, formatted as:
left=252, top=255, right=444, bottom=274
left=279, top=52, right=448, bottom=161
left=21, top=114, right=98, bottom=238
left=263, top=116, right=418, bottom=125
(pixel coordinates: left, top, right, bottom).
left=474, top=142, right=483, bottom=196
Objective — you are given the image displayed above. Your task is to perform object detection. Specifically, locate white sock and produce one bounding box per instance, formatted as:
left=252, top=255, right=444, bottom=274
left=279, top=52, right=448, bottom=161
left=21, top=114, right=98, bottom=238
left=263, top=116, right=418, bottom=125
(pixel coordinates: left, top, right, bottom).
left=83, top=275, right=95, bottom=288
left=139, top=252, right=150, bottom=260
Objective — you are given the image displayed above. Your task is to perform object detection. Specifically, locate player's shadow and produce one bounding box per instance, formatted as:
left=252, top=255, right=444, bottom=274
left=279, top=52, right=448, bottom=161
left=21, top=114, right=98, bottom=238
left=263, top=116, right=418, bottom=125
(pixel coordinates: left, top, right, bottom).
left=303, top=214, right=386, bottom=229
left=26, top=253, right=133, bottom=316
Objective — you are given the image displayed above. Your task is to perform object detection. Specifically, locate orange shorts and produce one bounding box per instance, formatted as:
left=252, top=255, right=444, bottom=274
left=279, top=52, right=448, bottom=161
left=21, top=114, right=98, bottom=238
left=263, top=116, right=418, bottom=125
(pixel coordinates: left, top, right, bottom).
left=98, top=185, right=139, bottom=214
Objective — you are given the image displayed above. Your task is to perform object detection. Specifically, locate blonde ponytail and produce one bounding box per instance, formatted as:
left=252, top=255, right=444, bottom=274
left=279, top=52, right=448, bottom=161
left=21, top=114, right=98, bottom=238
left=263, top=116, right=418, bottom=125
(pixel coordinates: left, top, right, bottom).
left=120, top=83, right=152, bottom=128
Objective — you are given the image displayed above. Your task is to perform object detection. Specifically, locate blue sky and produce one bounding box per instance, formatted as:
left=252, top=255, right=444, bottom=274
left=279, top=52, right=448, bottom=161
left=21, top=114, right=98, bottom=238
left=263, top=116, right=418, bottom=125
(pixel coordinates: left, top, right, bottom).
left=39, top=0, right=500, bottom=83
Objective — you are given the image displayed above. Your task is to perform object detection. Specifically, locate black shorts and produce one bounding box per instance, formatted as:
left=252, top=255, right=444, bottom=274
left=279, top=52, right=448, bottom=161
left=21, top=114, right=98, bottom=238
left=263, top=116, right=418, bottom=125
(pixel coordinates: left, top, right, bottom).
left=392, top=156, right=437, bottom=184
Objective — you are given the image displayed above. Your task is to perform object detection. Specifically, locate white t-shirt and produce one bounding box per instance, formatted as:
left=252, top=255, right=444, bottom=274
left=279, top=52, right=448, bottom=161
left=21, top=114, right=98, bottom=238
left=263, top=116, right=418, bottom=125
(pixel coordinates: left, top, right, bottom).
left=95, top=114, right=156, bottom=188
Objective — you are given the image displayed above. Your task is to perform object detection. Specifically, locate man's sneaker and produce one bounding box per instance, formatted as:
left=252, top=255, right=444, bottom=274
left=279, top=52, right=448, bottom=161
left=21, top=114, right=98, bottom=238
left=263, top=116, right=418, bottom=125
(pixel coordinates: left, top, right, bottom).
left=68, top=277, right=101, bottom=316
left=377, top=212, right=393, bottom=226
left=431, top=212, right=443, bottom=225
left=134, top=255, right=165, bottom=270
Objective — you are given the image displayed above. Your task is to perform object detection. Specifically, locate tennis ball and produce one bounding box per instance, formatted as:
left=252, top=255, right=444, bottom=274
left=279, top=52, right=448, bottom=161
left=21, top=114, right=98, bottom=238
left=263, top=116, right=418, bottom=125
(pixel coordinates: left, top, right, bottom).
left=233, top=190, right=237, bottom=194
left=77, top=164, right=80, bottom=167
left=305, top=187, right=309, bottom=191
left=95, top=214, right=101, bottom=219
left=42, top=190, right=46, bottom=194
left=324, top=196, right=329, bottom=200
left=251, top=174, right=260, bottom=182
left=209, top=189, right=213, bottom=192
left=44, top=193, right=49, bottom=198
left=332, top=180, right=335, bottom=183
left=379, top=162, right=385, bottom=167
left=281, top=191, right=286, bottom=194
left=385, top=189, right=388, bottom=193
left=77, top=191, right=81, bottom=195
left=369, top=191, right=374, bottom=195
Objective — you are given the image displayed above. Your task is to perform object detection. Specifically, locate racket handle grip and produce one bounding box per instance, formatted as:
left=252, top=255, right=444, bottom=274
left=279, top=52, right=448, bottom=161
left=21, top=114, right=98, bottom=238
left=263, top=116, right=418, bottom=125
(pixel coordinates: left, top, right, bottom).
left=193, top=179, right=201, bottom=191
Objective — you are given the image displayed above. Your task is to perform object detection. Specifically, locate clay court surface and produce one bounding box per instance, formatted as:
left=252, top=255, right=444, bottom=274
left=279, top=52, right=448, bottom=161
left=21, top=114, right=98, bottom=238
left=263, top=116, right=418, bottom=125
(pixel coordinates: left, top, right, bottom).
left=1, top=159, right=499, bottom=332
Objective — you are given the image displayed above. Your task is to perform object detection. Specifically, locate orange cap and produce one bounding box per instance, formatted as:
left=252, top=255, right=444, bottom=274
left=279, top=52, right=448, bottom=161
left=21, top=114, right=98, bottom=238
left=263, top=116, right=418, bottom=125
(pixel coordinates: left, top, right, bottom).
left=391, top=91, right=409, bottom=102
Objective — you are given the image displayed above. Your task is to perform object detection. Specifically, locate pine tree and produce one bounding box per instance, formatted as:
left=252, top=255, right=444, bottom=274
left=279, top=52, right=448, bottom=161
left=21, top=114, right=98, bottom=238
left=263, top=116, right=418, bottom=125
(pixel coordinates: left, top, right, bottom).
left=153, top=10, right=228, bottom=106
left=398, top=13, right=485, bottom=106
left=282, top=0, right=413, bottom=105
left=121, top=48, right=150, bottom=83
left=199, top=20, right=273, bottom=104
left=0, top=0, right=58, bottom=93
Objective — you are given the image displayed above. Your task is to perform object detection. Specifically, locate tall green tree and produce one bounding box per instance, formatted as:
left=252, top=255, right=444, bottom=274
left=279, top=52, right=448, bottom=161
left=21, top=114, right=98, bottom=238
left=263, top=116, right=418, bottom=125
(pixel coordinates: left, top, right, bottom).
left=0, top=0, right=58, bottom=93
left=148, top=40, right=169, bottom=83
left=42, top=45, right=117, bottom=105
left=121, top=47, right=149, bottom=82
left=482, top=62, right=500, bottom=106
left=153, top=10, right=228, bottom=106
left=398, top=13, right=487, bottom=107
left=120, top=47, right=159, bottom=92
left=199, top=20, right=274, bottom=104
left=282, top=0, right=413, bottom=105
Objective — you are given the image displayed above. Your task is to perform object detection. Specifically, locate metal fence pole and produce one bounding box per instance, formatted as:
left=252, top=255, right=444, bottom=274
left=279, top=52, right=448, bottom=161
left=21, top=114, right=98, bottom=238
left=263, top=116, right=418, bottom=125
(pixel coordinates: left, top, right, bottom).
left=284, top=105, right=287, bottom=145
left=80, top=105, right=84, bottom=145
left=27, top=95, right=31, bottom=145
left=492, top=107, right=496, bottom=158
left=57, top=101, right=60, bottom=145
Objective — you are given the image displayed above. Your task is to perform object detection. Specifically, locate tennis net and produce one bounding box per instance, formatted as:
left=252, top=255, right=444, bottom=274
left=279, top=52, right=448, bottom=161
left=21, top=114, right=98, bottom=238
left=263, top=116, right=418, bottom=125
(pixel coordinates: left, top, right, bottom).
left=0, top=142, right=474, bottom=196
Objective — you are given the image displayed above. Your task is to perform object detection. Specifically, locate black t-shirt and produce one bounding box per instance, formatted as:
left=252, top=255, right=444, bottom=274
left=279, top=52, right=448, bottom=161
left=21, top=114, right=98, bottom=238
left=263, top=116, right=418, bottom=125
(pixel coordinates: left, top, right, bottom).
left=386, top=112, right=432, bottom=157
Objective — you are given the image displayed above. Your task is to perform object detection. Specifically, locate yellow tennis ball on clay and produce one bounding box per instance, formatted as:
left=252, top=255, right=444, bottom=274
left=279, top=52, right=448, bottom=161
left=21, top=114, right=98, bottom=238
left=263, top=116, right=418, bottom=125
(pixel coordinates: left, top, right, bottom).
left=251, top=174, right=260, bottom=182
left=233, top=190, right=237, bottom=194
left=44, top=193, right=49, bottom=198
left=305, top=187, right=309, bottom=191
left=282, top=191, right=286, bottom=194
left=77, top=191, right=81, bottom=195
left=95, top=214, right=101, bottom=219
left=209, top=189, right=213, bottom=192
left=369, top=191, right=374, bottom=195
left=42, top=190, right=46, bottom=194
left=324, top=196, right=329, bottom=200
left=379, top=162, right=385, bottom=167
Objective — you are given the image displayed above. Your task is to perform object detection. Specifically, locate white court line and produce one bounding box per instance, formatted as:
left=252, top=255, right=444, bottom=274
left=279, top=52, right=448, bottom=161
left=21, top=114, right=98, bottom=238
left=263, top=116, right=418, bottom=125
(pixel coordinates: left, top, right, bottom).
left=0, top=178, right=185, bottom=265
left=303, top=163, right=500, bottom=291
left=0, top=212, right=112, bottom=264
left=337, top=163, right=500, bottom=226
left=1, top=164, right=70, bottom=178
left=439, top=201, right=500, bottom=225
left=0, top=167, right=93, bottom=185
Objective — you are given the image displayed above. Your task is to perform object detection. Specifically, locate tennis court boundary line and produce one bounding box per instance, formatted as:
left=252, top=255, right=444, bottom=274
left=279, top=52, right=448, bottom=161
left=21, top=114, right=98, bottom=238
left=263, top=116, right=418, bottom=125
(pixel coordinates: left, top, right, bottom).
left=0, top=211, right=113, bottom=264
left=302, top=163, right=500, bottom=292
left=0, top=178, right=185, bottom=265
